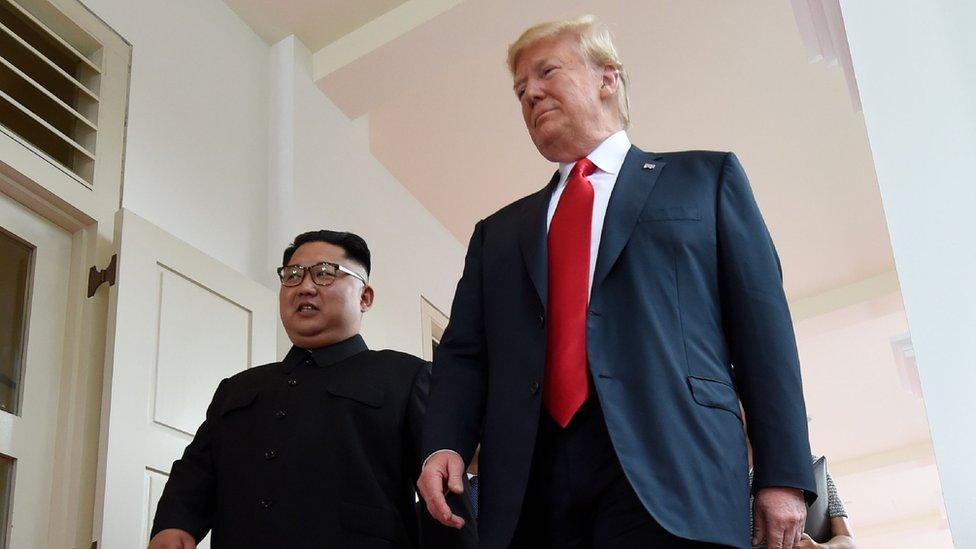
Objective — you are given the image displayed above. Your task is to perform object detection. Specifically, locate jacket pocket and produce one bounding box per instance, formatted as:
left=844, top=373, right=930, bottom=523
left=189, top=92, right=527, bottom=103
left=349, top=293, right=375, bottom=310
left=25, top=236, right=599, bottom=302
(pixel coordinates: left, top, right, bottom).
left=687, top=376, right=741, bottom=420
left=642, top=206, right=701, bottom=221
left=326, top=378, right=385, bottom=408
left=340, top=501, right=402, bottom=542
left=218, top=389, right=258, bottom=417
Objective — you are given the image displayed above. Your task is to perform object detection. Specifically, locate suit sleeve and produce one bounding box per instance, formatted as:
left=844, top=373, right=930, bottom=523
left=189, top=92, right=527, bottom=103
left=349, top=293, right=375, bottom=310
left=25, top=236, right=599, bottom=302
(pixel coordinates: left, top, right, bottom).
left=407, top=362, right=433, bottom=476
left=150, top=379, right=227, bottom=541
left=716, top=152, right=816, bottom=501
left=421, top=220, right=489, bottom=466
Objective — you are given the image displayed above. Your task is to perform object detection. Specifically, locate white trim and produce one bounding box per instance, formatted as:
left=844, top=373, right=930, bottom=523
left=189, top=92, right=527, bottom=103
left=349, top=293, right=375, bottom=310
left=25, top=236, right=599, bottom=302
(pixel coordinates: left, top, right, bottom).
left=420, top=296, right=448, bottom=362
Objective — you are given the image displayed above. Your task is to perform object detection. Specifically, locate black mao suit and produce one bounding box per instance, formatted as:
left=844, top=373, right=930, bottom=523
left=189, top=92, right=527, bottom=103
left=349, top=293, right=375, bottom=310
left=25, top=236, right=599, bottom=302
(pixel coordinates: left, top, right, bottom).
left=152, top=334, right=472, bottom=548
left=422, top=148, right=816, bottom=548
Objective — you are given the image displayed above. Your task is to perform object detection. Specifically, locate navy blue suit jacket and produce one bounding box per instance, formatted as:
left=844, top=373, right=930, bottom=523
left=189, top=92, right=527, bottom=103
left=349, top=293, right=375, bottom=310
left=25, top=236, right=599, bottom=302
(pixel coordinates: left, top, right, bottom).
left=422, top=147, right=816, bottom=549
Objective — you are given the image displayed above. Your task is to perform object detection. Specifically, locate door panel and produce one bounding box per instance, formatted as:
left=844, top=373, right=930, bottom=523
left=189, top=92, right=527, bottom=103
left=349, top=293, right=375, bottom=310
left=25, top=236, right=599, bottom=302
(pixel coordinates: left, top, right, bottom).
left=96, top=209, right=276, bottom=548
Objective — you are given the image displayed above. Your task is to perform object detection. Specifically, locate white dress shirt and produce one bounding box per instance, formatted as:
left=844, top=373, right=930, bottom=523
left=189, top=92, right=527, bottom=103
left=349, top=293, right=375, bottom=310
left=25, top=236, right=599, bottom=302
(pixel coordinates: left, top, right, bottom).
left=546, top=130, right=631, bottom=298
left=424, top=131, right=632, bottom=468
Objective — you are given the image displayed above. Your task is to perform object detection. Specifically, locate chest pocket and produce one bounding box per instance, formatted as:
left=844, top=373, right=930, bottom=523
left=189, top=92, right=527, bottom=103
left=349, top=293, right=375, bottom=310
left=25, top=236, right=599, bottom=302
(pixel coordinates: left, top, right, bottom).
left=326, top=378, right=385, bottom=408
left=218, top=389, right=258, bottom=417
left=641, top=206, right=701, bottom=221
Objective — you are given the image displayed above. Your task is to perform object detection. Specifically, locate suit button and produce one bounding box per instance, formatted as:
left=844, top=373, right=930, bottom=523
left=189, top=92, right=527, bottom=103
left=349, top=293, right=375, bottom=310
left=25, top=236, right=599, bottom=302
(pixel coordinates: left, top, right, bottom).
left=287, top=379, right=298, bottom=387
left=274, top=410, right=287, bottom=420
left=530, top=381, right=540, bottom=395
left=259, top=498, right=273, bottom=509
left=264, top=450, right=278, bottom=460
left=538, top=314, right=545, bottom=327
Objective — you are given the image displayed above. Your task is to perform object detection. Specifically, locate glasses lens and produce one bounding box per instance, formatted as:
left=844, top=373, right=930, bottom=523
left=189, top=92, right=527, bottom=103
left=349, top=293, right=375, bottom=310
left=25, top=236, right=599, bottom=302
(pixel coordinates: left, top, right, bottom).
left=311, top=263, right=338, bottom=286
left=280, top=266, right=304, bottom=286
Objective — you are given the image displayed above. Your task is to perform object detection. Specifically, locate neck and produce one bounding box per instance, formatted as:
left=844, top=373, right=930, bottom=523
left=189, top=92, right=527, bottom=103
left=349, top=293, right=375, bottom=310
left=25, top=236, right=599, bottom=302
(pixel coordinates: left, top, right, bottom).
left=295, top=327, right=360, bottom=350
left=547, top=123, right=622, bottom=163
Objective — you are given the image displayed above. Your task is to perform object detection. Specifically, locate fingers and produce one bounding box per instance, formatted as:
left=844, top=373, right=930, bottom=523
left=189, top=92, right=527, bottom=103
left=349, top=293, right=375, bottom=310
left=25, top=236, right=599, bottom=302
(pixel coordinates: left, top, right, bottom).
left=417, top=455, right=466, bottom=529
left=752, top=507, right=765, bottom=547
left=418, top=469, right=452, bottom=525
left=780, top=524, right=802, bottom=549
left=755, top=487, right=806, bottom=549
left=766, top=522, right=784, bottom=549
left=422, top=484, right=465, bottom=530
left=764, top=517, right=803, bottom=549
left=446, top=453, right=465, bottom=495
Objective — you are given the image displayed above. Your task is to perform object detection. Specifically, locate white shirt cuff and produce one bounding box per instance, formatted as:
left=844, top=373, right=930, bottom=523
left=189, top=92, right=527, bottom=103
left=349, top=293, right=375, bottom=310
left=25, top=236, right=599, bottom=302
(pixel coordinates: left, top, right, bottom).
left=423, top=449, right=462, bottom=470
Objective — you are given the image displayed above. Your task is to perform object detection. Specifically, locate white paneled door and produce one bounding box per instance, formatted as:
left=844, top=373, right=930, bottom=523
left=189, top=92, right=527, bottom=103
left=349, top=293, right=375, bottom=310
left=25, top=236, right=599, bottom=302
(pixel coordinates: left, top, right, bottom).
left=96, top=209, right=276, bottom=548
left=0, top=192, right=72, bottom=548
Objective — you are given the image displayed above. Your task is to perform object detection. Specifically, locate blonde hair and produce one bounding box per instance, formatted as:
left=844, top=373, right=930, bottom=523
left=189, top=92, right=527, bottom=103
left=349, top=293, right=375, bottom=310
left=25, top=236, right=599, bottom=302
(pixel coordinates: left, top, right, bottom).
left=507, top=14, right=631, bottom=128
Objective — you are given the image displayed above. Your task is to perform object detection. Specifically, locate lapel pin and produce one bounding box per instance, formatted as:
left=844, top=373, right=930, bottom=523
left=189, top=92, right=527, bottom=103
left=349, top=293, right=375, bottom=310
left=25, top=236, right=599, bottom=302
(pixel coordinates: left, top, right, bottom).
left=643, top=163, right=656, bottom=170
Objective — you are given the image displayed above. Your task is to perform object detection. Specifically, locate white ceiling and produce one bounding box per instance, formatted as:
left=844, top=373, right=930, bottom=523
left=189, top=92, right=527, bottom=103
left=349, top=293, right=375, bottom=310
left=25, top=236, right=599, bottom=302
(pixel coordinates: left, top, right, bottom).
left=315, top=0, right=893, bottom=301
left=222, top=0, right=407, bottom=51
left=223, top=0, right=949, bottom=546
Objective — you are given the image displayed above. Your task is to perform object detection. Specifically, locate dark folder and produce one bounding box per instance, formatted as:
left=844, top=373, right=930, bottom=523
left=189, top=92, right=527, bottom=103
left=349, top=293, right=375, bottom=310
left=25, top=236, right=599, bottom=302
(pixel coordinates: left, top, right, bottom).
left=804, top=456, right=830, bottom=542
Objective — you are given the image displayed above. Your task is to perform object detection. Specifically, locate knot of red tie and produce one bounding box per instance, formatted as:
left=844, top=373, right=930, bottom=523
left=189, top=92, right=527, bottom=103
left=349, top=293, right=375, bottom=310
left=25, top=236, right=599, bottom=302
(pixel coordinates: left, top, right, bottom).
left=571, top=157, right=598, bottom=180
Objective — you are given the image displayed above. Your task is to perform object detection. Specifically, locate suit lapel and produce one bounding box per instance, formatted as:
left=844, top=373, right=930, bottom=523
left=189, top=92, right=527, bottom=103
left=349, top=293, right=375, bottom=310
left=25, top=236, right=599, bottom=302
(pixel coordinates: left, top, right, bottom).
left=591, top=147, right=666, bottom=293
left=518, top=170, right=560, bottom=312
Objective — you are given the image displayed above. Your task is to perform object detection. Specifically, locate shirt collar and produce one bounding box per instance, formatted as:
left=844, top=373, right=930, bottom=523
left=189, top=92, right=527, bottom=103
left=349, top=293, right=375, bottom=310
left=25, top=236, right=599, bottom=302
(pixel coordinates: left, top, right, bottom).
left=557, top=130, right=631, bottom=182
left=281, top=334, right=369, bottom=373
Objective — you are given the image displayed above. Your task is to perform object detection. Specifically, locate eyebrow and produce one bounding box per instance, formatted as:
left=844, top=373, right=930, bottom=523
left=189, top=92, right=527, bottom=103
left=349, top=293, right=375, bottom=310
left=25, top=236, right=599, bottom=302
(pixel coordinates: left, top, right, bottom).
left=513, top=57, right=551, bottom=91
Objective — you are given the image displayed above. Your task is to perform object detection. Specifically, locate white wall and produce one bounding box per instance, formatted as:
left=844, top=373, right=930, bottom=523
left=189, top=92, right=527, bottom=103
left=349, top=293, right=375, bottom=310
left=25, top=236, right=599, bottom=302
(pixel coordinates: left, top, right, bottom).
left=841, top=1, right=976, bottom=545
left=269, top=36, right=464, bottom=357
left=81, top=0, right=271, bottom=281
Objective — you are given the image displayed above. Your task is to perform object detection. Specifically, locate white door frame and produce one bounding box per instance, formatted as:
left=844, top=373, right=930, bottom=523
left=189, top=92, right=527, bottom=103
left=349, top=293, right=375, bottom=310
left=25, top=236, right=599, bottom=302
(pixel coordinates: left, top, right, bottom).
left=0, top=192, right=73, bottom=548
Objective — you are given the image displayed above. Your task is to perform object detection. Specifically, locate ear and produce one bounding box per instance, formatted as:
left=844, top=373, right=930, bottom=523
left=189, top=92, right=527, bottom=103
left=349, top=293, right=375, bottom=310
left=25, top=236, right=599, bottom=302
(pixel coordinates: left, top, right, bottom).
left=599, top=64, right=620, bottom=100
left=359, top=285, right=375, bottom=313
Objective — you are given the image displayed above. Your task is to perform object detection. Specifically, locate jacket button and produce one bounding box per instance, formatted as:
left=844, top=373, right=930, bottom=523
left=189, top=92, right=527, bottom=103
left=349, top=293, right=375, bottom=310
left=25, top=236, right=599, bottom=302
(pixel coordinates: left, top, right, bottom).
left=287, top=379, right=298, bottom=387
left=274, top=410, right=287, bottom=420
left=530, top=381, right=540, bottom=395
left=264, top=450, right=278, bottom=460
left=259, top=498, right=273, bottom=509
left=538, top=314, right=545, bottom=327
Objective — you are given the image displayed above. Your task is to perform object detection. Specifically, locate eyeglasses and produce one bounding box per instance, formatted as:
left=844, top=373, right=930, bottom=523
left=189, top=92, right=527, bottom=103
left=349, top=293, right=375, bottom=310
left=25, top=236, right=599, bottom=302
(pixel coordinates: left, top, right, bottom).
left=276, top=261, right=368, bottom=287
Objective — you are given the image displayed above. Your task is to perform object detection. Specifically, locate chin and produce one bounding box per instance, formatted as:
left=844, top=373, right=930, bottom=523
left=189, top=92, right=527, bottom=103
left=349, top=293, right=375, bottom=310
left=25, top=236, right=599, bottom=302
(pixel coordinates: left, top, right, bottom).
left=532, top=132, right=576, bottom=163
left=532, top=136, right=560, bottom=162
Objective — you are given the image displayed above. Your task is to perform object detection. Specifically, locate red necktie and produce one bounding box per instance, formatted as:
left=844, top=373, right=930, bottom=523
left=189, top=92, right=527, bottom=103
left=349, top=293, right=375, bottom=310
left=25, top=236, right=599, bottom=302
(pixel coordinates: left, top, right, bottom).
left=544, top=158, right=596, bottom=428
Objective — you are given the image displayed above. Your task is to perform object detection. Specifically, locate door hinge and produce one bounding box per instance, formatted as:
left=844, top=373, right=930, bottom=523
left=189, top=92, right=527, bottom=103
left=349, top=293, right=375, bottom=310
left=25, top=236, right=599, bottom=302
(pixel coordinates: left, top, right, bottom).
left=87, top=254, right=117, bottom=297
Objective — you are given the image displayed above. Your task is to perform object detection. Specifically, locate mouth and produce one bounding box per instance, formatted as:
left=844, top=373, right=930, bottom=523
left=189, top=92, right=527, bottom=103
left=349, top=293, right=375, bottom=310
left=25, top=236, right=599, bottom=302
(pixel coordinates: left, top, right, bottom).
left=296, top=302, right=320, bottom=315
left=533, top=107, right=557, bottom=128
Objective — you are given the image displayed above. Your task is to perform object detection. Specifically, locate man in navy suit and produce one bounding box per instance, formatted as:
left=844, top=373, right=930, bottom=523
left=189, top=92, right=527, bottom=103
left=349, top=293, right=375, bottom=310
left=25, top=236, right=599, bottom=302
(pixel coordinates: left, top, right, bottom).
left=418, top=15, right=815, bottom=549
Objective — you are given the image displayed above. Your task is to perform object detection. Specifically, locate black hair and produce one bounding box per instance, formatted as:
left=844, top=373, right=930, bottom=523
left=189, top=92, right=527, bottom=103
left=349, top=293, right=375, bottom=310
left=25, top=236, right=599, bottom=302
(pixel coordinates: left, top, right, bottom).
left=282, top=230, right=371, bottom=276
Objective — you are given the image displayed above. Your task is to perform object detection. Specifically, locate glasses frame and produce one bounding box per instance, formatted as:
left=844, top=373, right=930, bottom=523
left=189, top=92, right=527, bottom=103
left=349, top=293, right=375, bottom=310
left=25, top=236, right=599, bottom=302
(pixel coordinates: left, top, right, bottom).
left=277, top=261, right=368, bottom=287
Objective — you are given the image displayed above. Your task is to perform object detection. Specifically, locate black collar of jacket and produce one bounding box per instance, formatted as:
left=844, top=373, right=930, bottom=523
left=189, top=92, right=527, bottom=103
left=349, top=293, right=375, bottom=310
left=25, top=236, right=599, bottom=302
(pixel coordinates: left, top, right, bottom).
left=281, top=334, right=369, bottom=374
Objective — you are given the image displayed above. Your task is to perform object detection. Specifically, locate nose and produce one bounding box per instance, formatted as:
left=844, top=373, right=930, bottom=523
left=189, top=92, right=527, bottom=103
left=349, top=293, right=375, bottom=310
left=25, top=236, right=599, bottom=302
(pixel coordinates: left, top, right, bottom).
left=296, top=271, right=319, bottom=295
left=523, top=78, right=545, bottom=108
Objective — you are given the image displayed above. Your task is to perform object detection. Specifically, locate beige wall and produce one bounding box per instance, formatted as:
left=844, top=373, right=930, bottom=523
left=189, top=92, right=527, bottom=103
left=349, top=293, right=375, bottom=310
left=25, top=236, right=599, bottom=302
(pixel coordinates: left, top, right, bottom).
left=80, top=0, right=272, bottom=281
left=269, top=36, right=464, bottom=357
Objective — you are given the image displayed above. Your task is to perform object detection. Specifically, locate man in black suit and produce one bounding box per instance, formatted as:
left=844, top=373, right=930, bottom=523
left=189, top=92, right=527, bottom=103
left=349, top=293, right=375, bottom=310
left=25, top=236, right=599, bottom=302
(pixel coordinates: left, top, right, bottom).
left=418, top=15, right=815, bottom=549
left=149, top=230, right=472, bottom=548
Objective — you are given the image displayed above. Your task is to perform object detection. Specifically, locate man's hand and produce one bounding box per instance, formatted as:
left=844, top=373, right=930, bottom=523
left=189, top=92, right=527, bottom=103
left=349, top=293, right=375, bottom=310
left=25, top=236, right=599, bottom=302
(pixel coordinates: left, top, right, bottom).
left=753, top=487, right=806, bottom=549
left=796, top=533, right=826, bottom=548
left=417, top=451, right=466, bottom=529
left=148, top=528, right=196, bottom=549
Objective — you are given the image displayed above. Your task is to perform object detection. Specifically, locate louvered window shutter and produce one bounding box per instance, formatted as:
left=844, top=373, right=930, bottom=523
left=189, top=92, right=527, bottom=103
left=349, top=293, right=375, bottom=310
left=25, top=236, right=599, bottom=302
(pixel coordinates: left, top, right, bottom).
left=0, top=0, right=102, bottom=185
